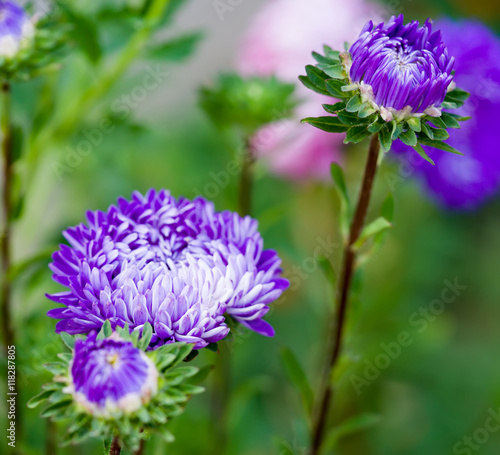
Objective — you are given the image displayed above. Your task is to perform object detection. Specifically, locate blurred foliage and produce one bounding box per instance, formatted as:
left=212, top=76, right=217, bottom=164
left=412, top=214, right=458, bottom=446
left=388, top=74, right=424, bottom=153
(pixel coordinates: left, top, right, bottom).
left=1, top=0, right=499, bottom=454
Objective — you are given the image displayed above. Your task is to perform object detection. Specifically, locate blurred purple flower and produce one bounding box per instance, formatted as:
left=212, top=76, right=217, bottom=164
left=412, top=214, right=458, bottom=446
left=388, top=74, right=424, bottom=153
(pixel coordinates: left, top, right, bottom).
left=392, top=19, right=500, bottom=209
left=48, top=190, right=288, bottom=346
left=67, top=332, right=158, bottom=417
left=349, top=14, right=454, bottom=119
left=0, top=1, right=34, bottom=58
left=238, top=0, right=375, bottom=180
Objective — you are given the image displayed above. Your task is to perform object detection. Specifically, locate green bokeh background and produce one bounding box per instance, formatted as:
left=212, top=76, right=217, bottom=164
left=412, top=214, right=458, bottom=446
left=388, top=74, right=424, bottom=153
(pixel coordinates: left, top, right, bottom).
left=1, top=0, right=500, bottom=454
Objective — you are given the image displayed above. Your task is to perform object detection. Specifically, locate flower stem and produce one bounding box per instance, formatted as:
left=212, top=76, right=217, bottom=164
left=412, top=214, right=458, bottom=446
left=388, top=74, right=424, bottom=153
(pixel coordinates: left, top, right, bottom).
left=310, top=134, right=380, bottom=455
left=238, top=138, right=255, bottom=217
left=1, top=81, right=14, bottom=352
left=109, top=436, right=121, bottom=455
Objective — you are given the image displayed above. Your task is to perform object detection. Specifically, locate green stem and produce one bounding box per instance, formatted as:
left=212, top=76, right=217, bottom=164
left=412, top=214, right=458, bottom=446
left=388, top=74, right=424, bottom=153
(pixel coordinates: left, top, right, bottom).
left=238, top=139, right=255, bottom=217
left=25, top=0, right=172, bottom=188
left=1, top=81, right=14, bottom=352
left=310, top=134, right=380, bottom=455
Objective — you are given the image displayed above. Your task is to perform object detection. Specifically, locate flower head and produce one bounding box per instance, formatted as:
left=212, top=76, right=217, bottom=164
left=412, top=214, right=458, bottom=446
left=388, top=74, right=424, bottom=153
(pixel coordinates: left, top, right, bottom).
left=349, top=14, right=454, bottom=119
left=300, top=15, right=469, bottom=156
left=48, top=190, right=288, bottom=347
left=67, top=332, right=157, bottom=417
left=392, top=19, right=500, bottom=209
left=0, top=1, right=34, bottom=58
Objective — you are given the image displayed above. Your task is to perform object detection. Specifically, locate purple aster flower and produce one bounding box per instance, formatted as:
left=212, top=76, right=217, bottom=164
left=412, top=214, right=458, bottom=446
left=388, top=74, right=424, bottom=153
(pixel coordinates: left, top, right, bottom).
left=392, top=19, right=500, bottom=209
left=66, top=332, right=158, bottom=417
left=0, top=1, right=34, bottom=58
left=48, top=190, right=288, bottom=346
left=348, top=14, right=454, bottom=121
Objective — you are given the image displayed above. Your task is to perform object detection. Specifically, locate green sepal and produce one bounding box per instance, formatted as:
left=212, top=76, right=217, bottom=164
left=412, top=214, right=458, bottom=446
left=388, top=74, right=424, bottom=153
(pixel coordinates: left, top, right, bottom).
left=358, top=102, right=376, bottom=118
left=399, top=129, right=418, bottom=147
left=407, top=117, right=421, bottom=132
left=345, top=126, right=371, bottom=144
left=430, top=127, right=450, bottom=141
left=60, top=332, right=75, bottom=350
left=305, top=65, right=329, bottom=91
left=440, top=112, right=461, bottom=129
left=379, top=124, right=393, bottom=152
left=391, top=121, right=403, bottom=140
left=137, top=322, right=153, bottom=351
left=345, top=95, right=363, bottom=113
left=27, top=390, right=55, bottom=409
left=368, top=120, right=385, bottom=134
left=421, top=122, right=434, bottom=140
left=322, top=102, right=346, bottom=114
left=317, top=63, right=346, bottom=79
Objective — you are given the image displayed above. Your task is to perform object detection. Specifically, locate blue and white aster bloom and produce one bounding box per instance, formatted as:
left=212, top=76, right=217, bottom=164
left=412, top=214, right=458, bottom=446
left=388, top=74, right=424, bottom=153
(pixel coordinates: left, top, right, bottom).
left=65, top=332, right=158, bottom=418
left=0, top=1, right=34, bottom=58
left=48, top=190, right=289, bottom=347
left=346, top=14, right=454, bottom=122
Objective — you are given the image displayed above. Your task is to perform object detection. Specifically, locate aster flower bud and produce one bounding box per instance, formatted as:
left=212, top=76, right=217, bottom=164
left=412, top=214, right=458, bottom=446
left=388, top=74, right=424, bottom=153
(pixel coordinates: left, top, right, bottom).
left=66, top=332, right=158, bottom=418
left=0, top=1, right=34, bottom=59
left=300, top=14, right=470, bottom=162
left=28, top=324, right=204, bottom=450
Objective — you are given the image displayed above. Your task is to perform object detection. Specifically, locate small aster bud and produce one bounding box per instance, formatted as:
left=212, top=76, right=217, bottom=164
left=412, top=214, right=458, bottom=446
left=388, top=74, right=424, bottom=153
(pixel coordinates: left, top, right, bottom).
left=65, top=332, right=158, bottom=418
left=0, top=1, right=34, bottom=59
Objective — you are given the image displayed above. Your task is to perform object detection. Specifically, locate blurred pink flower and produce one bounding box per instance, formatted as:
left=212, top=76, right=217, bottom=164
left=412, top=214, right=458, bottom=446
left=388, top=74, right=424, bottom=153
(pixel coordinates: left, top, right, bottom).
left=239, top=0, right=376, bottom=180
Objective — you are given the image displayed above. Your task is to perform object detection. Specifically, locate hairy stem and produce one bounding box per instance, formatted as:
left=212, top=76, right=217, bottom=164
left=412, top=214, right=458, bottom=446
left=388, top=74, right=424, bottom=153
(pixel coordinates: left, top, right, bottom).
left=1, top=81, right=14, bottom=352
left=109, top=437, right=121, bottom=455
left=310, top=134, right=380, bottom=455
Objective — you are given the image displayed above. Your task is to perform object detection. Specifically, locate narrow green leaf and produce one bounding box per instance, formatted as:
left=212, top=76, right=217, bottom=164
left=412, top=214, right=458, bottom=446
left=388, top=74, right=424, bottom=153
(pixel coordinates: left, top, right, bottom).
left=430, top=127, right=450, bottom=141
left=345, top=95, right=363, bottom=113
left=27, top=390, right=53, bottom=408
left=138, top=322, right=153, bottom=351
left=312, top=51, right=331, bottom=65
left=430, top=116, right=447, bottom=129
left=323, top=46, right=340, bottom=60
left=353, top=217, right=392, bottom=250
left=188, top=365, right=214, bottom=385
left=299, top=75, right=329, bottom=96
left=413, top=143, right=435, bottom=165
left=281, top=348, right=314, bottom=414
left=317, top=256, right=337, bottom=287
left=345, top=126, right=371, bottom=144
left=330, top=163, right=348, bottom=203
left=44, top=362, right=66, bottom=376
left=322, top=102, right=346, bottom=114
left=60, top=332, right=75, bottom=350
left=11, top=125, right=23, bottom=163
left=421, top=122, right=434, bottom=140
left=368, top=121, right=384, bottom=133
left=417, top=137, right=463, bottom=155
left=381, top=193, right=394, bottom=223
left=446, top=87, right=470, bottom=102
left=325, top=79, right=345, bottom=98
left=301, top=116, right=349, bottom=133
left=40, top=399, right=72, bottom=418
left=98, top=320, right=112, bottom=339
left=391, top=121, right=403, bottom=140
left=324, top=413, right=382, bottom=450
left=407, top=117, right=421, bottom=132
left=440, top=112, right=461, bottom=129
left=358, top=102, right=376, bottom=118
left=317, top=63, right=346, bottom=79
left=399, top=129, right=418, bottom=147
left=305, top=65, right=329, bottom=89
